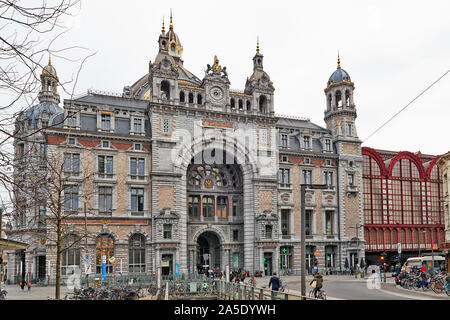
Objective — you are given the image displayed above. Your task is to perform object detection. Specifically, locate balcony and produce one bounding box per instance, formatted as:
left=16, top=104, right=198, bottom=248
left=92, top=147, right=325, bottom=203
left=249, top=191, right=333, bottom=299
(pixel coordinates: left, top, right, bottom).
left=346, top=185, right=359, bottom=195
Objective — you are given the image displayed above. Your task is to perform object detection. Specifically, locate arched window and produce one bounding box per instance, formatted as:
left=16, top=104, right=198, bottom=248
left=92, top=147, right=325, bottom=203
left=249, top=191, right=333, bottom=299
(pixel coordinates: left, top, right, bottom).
left=129, top=234, right=146, bottom=273
left=160, top=81, right=170, bottom=100
left=238, top=99, right=243, bottom=110
left=179, top=91, right=185, bottom=103
left=230, top=98, right=235, bottom=109
left=335, top=91, right=342, bottom=108
left=188, top=92, right=194, bottom=104
left=345, top=90, right=351, bottom=107
left=246, top=101, right=251, bottom=111
left=259, top=95, right=267, bottom=113
left=61, top=234, right=80, bottom=276
left=197, top=94, right=203, bottom=105
left=328, top=94, right=332, bottom=110
left=170, top=43, right=176, bottom=53
left=96, top=234, right=114, bottom=274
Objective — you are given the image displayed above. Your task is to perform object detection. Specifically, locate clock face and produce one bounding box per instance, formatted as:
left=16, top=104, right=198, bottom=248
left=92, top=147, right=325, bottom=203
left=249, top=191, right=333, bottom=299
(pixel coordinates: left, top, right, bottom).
left=211, top=87, right=223, bottom=100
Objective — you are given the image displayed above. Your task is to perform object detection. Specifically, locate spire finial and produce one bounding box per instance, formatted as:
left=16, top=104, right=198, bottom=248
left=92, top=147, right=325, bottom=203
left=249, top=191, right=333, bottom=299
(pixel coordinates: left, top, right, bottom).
left=256, top=36, right=260, bottom=53
left=337, top=51, right=341, bottom=69
left=48, top=55, right=52, bottom=66
left=169, top=8, right=173, bottom=29
left=162, top=16, right=165, bottom=33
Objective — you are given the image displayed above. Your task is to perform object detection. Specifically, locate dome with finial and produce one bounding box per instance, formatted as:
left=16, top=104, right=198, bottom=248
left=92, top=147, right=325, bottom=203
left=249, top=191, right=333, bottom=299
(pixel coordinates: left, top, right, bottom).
left=166, top=10, right=183, bottom=58
left=42, top=56, right=58, bottom=79
left=327, top=53, right=351, bottom=86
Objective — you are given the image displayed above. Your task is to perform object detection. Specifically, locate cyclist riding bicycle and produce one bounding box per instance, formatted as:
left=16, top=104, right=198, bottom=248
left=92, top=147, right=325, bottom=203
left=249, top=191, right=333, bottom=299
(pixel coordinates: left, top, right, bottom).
left=310, top=271, right=323, bottom=298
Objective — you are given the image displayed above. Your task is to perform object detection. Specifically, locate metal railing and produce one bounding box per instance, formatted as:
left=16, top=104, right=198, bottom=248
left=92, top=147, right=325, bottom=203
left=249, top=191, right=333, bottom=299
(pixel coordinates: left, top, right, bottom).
left=216, top=280, right=316, bottom=300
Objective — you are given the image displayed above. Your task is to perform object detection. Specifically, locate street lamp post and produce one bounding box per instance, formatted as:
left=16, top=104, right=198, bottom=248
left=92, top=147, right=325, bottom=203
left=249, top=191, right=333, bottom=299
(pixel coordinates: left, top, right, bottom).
left=301, top=184, right=327, bottom=297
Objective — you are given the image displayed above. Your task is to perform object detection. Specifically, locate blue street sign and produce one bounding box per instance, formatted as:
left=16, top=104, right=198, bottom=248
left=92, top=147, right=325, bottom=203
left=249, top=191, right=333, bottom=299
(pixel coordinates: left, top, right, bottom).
left=85, top=254, right=89, bottom=260
left=102, top=255, right=106, bottom=280
left=175, top=263, right=179, bottom=276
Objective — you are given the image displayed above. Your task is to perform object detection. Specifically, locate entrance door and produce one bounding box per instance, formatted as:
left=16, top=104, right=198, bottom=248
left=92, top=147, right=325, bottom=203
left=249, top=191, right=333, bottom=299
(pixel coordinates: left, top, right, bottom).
left=196, top=231, right=221, bottom=273
left=37, top=256, right=46, bottom=280
left=264, top=253, right=273, bottom=276
left=161, top=254, right=173, bottom=276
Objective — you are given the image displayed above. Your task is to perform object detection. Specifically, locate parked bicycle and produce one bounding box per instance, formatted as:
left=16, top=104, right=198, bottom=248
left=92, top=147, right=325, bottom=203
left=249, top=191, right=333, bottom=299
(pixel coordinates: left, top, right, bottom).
left=0, top=289, right=7, bottom=300
left=308, top=288, right=326, bottom=300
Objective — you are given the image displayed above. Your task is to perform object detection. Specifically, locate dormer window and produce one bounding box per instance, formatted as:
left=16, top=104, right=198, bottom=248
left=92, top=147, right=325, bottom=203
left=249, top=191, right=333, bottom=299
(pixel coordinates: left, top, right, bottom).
left=67, top=111, right=77, bottom=127
left=281, top=134, right=288, bottom=148
left=303, top=136, right=311, bottom=149
left=101, top=113, right=111, bottom=130
left=325, top=139, right=332, bottom=152
left=133, top=118, right=143, bottom=134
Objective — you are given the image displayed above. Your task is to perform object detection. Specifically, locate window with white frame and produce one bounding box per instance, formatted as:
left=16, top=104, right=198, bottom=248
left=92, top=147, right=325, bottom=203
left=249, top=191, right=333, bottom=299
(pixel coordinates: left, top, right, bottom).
left=325, top=211, right=334, bottom=235
left=131, top=188, right=144, bottom=214
left=67, top=111, right=77, bottom=127
left=130, top=158, right=145, bottom=179
left=64, top=153, right=80, bottom=174
left=133, top=118, right=143, bottom=134
left=279, top=168, right=290, bottom=184
left=303, top=136, right=311, bottom=149
left=64, top=185, right=79, bottom=211
left=325, top=139, right=332, bottom=152
left=101, top=113, right=112, bottom=130
left=302, top=170, right=312, bottom=184
left=98, top=155, right=114, bottom=178
left=347, top=123, right=353, bottom=136
left=323, top=171, right=334, bottom=187
left=281, top=134, right=288, bottom=148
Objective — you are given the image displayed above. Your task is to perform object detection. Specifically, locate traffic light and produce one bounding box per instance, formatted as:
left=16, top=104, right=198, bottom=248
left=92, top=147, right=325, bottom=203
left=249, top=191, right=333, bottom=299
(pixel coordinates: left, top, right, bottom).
left=380, top=256, right=385, bottom=261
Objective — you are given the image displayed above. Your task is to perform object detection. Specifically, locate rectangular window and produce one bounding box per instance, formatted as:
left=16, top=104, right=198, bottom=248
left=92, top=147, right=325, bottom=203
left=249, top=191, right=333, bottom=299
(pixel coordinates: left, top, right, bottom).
left=67, top=111, right=77, bottom=127
left=323, top=171, right=334, bottom=187
left=38, top=205, right=46, bottom=227
left=162, top=118, right=170, bottom=134
left=325, top=139, right=331, bottom=152
left=98, top=186, right=112, bottom=213
left=303, top=136, right=311, bottom=149
left=325, top=211, right=334, bottom=235
left=302, top=170, right=312, bottom=185
left=347, top=123, right=352, bottom=136
left=133, top=118, right=143, bottom=133
left=232, top=200, right=238, bottom=217
left=202, top=196, right=214, bottom=218
left=64, top=153, right=80, bottom=174
left=281, top=209, right=290, bottom=236
left=233, top=230, right=239, bottom=242
left=102, top=141, right=110, bottom=148
left=217, top=196, right=228, bottom=218
left=39, top=143, right=46, bottom=160
left=130, top=158, right=145, bottom=179
left=279, top=168, right=290, bottom=184
left=101, top=113, right=111, bottom=130
left=188, top=195, right=200, bottom=218
left=131, top=188, right=144, bottom=213
left=265, top=225, right=273, bottom=239
left=64, top=186, right=79, bottom=211
left=98, top=155, right=113, bottom=177
left=305, top=210, right=313, bottom=235
left=163, top=224, right=172, bottom=239
left=281, top=134, right=288, bottom=148
left=17, top=143, right=25, bottom=159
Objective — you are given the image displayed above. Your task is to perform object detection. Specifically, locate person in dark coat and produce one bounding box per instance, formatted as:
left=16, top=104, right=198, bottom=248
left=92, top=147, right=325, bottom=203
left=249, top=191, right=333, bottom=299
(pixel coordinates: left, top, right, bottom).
left=268, top=272, right=280, bottom=291
left=310, top=271, right=323, bottom=298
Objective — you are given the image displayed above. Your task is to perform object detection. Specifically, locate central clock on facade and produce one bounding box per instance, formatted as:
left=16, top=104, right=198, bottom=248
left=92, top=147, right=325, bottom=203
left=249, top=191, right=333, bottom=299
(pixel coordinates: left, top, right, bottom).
left=210, top=87, right=223, bottom=100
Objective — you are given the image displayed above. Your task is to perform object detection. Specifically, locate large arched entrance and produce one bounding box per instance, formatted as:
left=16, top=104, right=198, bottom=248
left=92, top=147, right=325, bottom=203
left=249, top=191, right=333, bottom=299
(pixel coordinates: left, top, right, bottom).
left=196, top=231, right=221, bottom=273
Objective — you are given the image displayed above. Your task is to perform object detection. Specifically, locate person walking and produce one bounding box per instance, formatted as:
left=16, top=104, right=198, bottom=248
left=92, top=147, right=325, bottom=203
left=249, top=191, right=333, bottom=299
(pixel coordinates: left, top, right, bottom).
left=310, top=271, right=323, bottom=298
left=20, top=281, right=25, bottom=291
left=268, top=272, right=280, bottom=291
left=27, top=281, right=31, bottom=292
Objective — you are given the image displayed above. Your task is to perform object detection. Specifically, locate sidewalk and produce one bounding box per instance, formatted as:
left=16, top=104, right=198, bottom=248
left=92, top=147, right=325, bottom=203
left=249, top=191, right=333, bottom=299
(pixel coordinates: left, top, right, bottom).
left=1, top=284, right=73, bottom=300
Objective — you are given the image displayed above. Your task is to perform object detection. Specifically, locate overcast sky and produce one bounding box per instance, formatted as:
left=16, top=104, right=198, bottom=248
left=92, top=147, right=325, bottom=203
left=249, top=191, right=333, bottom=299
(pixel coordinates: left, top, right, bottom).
left=49, top=0, right=450, bottom=156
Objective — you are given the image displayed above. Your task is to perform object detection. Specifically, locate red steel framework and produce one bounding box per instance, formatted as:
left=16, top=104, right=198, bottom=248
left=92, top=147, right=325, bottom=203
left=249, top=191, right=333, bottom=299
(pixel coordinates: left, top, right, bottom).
left=362, top=147, right=444, bottom=253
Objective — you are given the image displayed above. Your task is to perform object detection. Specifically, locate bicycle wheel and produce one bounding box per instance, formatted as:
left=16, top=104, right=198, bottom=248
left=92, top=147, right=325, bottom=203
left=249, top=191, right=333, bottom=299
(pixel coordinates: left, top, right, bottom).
left=445, top=285, right=450, bottom=296
left=308, top=289, right=314, bottom=298
left=321, top=291, right=326, bottom=300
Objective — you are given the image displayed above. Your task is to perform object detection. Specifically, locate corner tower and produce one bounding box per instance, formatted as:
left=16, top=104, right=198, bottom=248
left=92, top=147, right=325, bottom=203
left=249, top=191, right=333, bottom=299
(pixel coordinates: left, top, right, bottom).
left=38, top=57, right=60, bottom=104
left=324, top=54, right=365, bottom=268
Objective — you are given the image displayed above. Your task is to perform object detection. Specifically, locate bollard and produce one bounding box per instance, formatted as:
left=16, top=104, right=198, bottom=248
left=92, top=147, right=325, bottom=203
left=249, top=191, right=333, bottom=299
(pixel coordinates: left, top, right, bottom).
left=383, top=272, right=386, bottom=283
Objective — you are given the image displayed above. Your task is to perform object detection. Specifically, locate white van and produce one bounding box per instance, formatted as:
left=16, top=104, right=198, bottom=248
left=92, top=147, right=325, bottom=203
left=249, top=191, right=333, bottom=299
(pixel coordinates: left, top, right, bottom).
left=403, top=256, right=445, bottom=273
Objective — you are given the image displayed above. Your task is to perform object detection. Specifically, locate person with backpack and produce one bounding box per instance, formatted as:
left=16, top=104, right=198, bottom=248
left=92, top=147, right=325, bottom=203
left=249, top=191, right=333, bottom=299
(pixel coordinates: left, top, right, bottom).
left=310, top=271, right=323, bottom=298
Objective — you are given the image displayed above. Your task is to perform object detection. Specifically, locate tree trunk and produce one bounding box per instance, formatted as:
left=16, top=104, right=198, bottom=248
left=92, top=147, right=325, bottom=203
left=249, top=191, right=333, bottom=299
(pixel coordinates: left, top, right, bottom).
left=55, top=218, right=62, bottom=299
